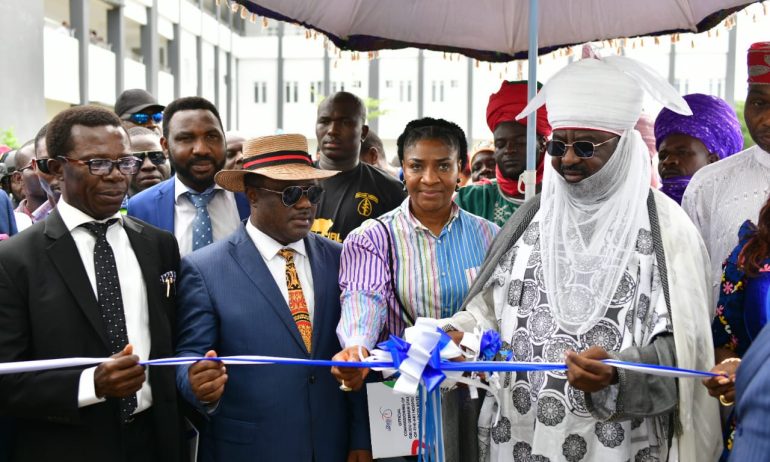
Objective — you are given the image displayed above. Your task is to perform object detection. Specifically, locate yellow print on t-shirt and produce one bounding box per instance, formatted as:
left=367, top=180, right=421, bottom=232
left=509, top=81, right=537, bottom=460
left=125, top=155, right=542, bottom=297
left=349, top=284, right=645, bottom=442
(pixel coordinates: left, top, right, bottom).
left=355, top=192, right=379, bottom=217
left=310, top=218, right=341, bottom=242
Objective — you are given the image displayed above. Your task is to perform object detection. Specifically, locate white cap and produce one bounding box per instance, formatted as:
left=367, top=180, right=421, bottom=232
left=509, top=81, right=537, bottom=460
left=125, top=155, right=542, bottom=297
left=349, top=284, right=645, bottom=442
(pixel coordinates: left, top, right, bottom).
left=517, top=55, right=691, bottom=132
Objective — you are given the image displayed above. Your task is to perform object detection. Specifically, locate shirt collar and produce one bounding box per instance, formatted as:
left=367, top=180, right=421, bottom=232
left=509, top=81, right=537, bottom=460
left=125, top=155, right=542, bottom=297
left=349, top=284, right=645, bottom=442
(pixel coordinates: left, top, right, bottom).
left=57, top=197, right=123, bottom=232
left=401, top=197, right=461, bottom=236
left=245, top=219, right=307, bottom=260
left=173, top=175, right=224, bottom=204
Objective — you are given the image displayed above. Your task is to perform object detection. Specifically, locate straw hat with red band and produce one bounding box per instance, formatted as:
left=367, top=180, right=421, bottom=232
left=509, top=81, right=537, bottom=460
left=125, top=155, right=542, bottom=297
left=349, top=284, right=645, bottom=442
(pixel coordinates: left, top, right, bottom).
left=215, top=134, right=339, bottom=192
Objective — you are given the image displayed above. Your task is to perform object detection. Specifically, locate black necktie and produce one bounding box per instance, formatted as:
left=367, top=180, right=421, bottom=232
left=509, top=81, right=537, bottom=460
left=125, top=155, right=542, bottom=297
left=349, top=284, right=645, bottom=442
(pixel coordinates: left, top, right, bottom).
left=81, top=219, right=137, bottom=423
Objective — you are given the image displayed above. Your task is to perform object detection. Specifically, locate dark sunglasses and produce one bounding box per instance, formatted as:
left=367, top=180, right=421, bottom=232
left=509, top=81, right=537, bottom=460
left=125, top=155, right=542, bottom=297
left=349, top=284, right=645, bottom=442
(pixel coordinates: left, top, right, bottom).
left=546, top=137, right=619, bottom=158
left=56, top=156, right=142, bottom=176
left=258, top=185, right=324, bottom=207
left=132, top=150, right=167, bottom=165
left=34, top=158, right=51, bottom=174
left=125, top=112, right=163, bottom=125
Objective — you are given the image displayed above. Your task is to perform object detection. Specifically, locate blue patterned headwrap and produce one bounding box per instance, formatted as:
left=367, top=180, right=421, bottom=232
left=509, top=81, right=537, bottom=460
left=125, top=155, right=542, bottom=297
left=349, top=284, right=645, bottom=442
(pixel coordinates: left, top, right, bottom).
left=654, top=93, right=743, bottom=159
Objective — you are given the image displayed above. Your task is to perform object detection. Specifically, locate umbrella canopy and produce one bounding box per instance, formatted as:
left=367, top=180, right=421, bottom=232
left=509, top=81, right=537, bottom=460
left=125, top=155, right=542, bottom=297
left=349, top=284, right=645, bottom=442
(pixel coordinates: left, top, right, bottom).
left=233, top=0, right=759, bottom=62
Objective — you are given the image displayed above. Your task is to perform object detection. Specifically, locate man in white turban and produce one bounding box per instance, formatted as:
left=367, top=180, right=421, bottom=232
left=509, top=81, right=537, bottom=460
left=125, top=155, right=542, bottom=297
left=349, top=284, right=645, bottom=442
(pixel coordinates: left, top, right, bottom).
left=441, top=55, right=720, bottom=462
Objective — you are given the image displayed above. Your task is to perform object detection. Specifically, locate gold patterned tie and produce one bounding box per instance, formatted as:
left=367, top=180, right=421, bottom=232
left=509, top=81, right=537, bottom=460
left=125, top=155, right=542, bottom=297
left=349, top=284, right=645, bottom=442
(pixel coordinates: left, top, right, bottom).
left=278, top=248, right=312, bottom=352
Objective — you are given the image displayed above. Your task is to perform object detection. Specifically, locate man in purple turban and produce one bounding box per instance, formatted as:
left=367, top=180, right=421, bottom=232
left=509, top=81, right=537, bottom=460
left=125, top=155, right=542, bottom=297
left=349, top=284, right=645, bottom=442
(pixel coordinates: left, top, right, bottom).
left=654, top=93, right=743, bottom=204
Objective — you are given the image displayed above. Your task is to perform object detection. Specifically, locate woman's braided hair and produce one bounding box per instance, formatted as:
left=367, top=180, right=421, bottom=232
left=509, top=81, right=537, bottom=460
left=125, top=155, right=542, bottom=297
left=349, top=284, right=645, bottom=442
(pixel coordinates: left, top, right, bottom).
left=396, top=117, right=468, bottom=171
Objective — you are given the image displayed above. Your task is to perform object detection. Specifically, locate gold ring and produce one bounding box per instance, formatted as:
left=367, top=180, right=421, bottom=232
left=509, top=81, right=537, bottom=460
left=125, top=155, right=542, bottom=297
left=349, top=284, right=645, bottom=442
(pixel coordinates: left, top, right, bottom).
left=339, top=380, right=352, bottom=392
left=719, top=395, right=734, bottom=406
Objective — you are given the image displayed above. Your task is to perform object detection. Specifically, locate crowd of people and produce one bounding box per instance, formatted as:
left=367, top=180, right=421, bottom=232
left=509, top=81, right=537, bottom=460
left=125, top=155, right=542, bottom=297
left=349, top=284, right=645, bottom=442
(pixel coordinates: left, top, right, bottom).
left=0, top=41, right=769, bottom=462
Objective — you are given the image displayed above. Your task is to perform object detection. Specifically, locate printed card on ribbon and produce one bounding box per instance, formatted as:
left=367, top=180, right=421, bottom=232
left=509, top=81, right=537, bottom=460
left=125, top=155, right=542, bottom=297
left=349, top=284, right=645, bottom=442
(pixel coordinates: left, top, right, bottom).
left=367, top=381, right=422, bottom=458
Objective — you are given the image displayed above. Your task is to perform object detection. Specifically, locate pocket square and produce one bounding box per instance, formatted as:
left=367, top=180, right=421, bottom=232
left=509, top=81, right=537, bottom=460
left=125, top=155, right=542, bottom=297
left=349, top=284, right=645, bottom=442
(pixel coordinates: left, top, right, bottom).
left=160, top=271, right=176, bottom=298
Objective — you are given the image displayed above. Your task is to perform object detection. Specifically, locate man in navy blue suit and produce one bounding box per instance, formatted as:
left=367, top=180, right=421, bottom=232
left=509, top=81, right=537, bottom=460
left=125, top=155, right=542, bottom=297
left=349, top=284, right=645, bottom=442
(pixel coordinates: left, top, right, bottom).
left=175, top=134, right=372, bottom=461
left=729, top=323, right=770, bottom=460
left=127, top=96, right=249, bottom=256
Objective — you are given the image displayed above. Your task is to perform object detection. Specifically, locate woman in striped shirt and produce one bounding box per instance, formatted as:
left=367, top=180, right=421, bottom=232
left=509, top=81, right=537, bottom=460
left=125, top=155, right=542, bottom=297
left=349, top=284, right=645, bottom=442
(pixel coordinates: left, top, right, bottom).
left=332, top=117, right=499, bottom=386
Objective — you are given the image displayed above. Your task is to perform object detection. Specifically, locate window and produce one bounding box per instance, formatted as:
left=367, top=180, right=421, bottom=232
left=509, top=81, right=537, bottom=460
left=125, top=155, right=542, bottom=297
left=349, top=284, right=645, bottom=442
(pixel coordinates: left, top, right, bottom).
left=285, top=81, right=299, bottom=103
left=310, top=81, right=323, bottom=103
left=385, top=80, right=393, bottom=88
left=352, top=80, right=362, bottom=88
left=450, top=80, right=459, bottom=88
left=431, top=81, right=445, bottom=103
left=399, top=81, right=412, bottom=102
left=254, top=82, right=267, bottom=103
left=331, top=81, right=346, bottom=93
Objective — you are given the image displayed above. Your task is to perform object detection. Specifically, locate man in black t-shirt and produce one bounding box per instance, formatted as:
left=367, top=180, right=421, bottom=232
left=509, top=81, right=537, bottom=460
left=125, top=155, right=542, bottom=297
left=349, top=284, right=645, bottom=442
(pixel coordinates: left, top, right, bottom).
left=312, top=92, right=405, bottom=242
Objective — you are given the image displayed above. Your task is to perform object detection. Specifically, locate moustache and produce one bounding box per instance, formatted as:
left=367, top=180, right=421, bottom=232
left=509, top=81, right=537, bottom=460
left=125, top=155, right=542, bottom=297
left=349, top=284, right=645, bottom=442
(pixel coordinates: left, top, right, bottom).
left=560, top=166, right=588, bottom=176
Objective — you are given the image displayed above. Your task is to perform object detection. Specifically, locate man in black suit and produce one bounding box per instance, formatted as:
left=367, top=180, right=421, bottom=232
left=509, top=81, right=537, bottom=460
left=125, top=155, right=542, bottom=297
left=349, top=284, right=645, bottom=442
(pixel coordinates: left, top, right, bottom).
left=0, top=106, right=184, bottom=462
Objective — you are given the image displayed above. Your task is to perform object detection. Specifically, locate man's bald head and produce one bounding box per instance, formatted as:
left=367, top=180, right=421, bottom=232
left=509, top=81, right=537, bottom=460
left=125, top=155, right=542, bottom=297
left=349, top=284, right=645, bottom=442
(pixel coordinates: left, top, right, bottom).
left=317, top=92, right=367, bottom=123
left=14, top=140, right=36, bottom=169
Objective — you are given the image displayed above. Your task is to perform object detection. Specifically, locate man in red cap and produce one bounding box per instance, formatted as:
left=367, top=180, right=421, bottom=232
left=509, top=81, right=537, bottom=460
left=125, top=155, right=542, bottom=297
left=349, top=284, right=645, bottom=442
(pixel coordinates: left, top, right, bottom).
left=682, top=41, right=770, bottom=302
left=455, top=80, right=551, bottom=226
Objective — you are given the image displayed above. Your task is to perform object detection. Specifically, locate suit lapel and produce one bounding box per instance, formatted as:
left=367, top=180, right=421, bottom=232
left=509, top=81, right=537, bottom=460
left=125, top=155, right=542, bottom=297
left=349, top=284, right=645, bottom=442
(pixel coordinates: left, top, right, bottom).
left=44, top=210, right=110, bottom=350
left=305, top=234, right=328, bottom=357
left=156, top=179, right=175, bottom=233
left=229, top=227, right=309, bottom=354
left=234, top=192, right=251, bottom=221
left=123, top=218, right=167, bottom=359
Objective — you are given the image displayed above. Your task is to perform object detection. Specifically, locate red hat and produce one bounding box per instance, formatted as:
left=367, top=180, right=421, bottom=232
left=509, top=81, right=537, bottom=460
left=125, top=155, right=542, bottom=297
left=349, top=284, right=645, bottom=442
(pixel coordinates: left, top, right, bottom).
left=486, top=81, right=552, bottom=136
left=748, top=42, right=770, bottom=84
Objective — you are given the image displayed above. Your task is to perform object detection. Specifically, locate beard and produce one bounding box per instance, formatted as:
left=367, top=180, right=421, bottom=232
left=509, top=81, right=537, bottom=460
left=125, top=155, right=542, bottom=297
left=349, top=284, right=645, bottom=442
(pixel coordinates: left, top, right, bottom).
left=172, top=155, right=226, bottom=190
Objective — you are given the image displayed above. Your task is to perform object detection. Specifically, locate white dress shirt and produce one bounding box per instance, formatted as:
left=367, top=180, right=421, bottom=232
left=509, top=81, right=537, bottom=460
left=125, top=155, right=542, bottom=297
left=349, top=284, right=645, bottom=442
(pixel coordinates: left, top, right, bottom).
left=57, top=199, right=153, bottom=413
left=682, top=145, right=770, bottom=302
left=173, top=175, right=242, bottom=257
left=245, top=220, right=315, bottom=323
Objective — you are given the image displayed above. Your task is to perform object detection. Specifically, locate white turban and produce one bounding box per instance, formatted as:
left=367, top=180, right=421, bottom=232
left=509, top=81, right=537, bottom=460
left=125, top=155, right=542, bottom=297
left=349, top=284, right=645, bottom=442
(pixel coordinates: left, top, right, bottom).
left=517, top=56, right=691, bottom=132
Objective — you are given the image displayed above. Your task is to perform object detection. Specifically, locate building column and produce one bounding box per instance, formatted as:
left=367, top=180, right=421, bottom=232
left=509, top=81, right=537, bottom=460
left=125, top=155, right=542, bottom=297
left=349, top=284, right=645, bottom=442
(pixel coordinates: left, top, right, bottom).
left=725, top=25, right=738, bottom=105
left=196, top=36, right=203, bottom=96
left=0, top=0, right=45, bottom=141
left=234, top=57, right=240, bottom=129
left=466, top=57, right=474, bottom=144
left=277, top=21, right=285, bottom=130
left=107, top=5, right=125, bottom=98
left=141, top=0, right=159, bottom=96
left=417, top=50, right=425, bottom=118
left=169, top=23, right=182, bottom=99
left=226, top=52, right=233, bottom=129
left=668, top=43, right=677, bottom=88
left=214, top=47, right=220, bottom=107
left=367, top=57, right=380, bottom=132
left=70, top=0, right=89, bottom=104
left=323, top=46, right=331, bottom=96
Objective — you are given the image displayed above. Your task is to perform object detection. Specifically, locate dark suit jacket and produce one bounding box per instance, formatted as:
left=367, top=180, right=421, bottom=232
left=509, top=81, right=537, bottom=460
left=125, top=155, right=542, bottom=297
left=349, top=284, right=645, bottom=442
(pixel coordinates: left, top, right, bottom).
left=175, top=225, right=370, bottom=461
left=0, top=210, right=184, bottom=462
left=126, top=177, right=250, bottom=233
left=0, top=190, right=16, bottom=237
left=730, top=323, right=770, bottom=461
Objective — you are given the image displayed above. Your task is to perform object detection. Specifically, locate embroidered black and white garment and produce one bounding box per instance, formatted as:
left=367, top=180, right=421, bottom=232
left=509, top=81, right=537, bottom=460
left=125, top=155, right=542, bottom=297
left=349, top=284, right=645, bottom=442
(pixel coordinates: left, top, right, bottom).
left=477, top=216, right=672, bottom=462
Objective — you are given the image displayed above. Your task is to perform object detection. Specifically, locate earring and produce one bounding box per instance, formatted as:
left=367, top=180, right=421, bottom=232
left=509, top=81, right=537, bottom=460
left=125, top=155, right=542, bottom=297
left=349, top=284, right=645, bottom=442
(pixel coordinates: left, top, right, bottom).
left=402, top=180, right=407, bottom=192
left=455, top=178, right=461, bottom=192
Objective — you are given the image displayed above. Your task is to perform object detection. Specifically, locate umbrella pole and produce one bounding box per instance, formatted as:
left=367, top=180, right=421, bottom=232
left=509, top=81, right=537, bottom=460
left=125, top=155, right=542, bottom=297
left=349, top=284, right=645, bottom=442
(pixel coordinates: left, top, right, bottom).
left=524, top=0, right=539, bottom=201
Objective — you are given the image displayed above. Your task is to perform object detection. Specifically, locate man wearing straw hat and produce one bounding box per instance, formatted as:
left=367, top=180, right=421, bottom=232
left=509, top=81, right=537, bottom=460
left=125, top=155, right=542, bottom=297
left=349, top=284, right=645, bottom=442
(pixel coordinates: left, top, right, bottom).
left=174, top=134, right=372, bottom=461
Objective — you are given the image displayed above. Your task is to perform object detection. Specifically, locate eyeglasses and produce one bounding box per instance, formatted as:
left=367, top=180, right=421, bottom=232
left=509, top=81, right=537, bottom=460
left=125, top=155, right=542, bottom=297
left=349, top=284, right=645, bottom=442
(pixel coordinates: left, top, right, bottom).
left=132, top=150, right=167, bottom=165
left=257, top=185, right=324, bottom=207
left=56, top=156, right=142, bottom=176
left=34, top=158, right=51, bottom=174
left=125, top=112, right=163, bottom=125
left=18, top=161, right=34, bottom=172
left=546, top=137, right=619, bottom=158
